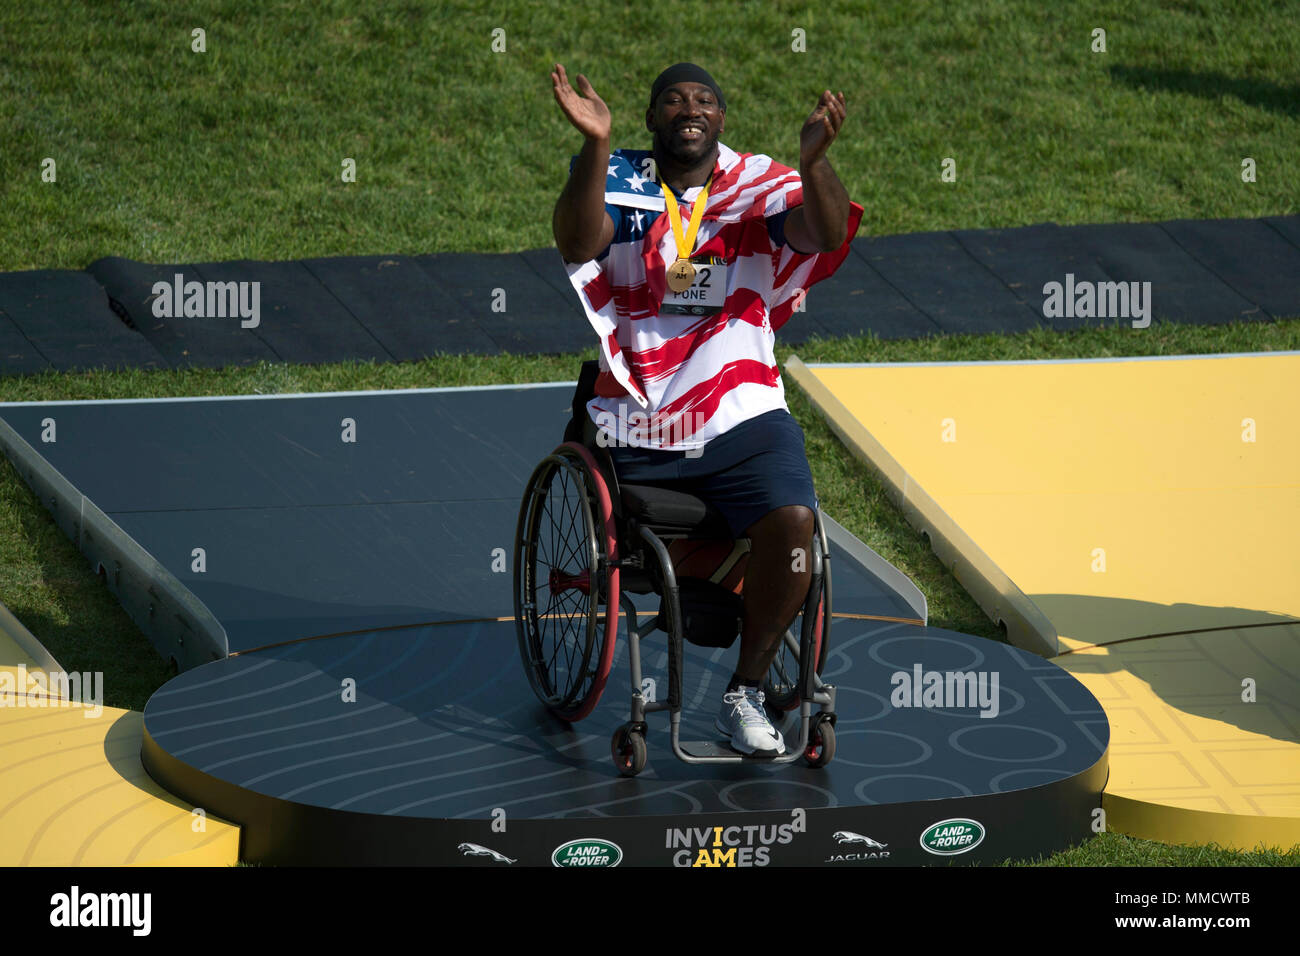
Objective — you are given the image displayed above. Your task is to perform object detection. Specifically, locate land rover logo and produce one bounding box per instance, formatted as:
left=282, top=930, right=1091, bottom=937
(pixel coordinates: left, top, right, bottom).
left=920, top=819, right=984, bottom=855
left=552, top=838, right=622, bottom=867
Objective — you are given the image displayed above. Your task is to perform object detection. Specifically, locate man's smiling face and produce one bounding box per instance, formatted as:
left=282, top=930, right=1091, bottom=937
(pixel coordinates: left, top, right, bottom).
left=646, top=81, right=725, bottom=167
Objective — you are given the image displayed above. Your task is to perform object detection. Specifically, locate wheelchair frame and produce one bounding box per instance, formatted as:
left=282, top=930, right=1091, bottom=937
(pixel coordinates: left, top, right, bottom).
left=512, top=369, right=837, bottom=776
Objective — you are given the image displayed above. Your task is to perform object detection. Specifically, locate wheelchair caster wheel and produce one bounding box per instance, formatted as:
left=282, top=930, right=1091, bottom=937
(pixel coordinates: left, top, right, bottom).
left=804, top=719, right=835, bottom=768
left=612, top=724, right=647, bottom=777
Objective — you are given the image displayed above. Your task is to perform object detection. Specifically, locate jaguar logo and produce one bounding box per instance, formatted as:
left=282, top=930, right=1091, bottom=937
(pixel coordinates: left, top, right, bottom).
left=833, top=831, right=888, bottom=849
left=458, top=842, right=516, bottom=864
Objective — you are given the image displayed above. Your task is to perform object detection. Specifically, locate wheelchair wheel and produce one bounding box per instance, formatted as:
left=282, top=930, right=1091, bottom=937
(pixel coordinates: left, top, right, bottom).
left=514, top=442, right=620, bottom=722
left=763, top=540, right=830, bottom=713
left=804, top=716, right=835, bottom=768
left=611, top=723, right=647, bottom=777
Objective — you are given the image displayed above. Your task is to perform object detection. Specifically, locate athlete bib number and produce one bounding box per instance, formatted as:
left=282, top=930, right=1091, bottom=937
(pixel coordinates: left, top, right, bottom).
left=660, top=257, right=728, bottom=316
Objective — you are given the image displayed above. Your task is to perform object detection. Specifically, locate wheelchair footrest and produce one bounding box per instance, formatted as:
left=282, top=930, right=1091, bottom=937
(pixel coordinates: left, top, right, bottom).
left=678, top=739, right=778, bottom=759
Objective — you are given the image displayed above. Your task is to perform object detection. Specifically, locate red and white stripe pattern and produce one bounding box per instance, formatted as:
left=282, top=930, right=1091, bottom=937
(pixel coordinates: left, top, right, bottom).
left=565, top=143, right=863, bottom=451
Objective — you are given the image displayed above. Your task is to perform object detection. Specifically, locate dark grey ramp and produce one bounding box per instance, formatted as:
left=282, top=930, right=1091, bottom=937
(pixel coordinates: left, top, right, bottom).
left=0, top=384, right=576, bottom=662
left=792, top=244, right=939, bottom=342
left=1264, top=214, right=1300, bottom=252
left=0, top=385, right=571, bottom=513
left=0, top=270, right=167, bottom=372
left=300, top=255, right=502, bottom=358
left=0, top=310, right=51, bottom=376
left=823, top=515, right=927, bottom=624
left=1069, top=223, right=1261, bottom=324
left=0, top=383, right=918, bottom=652
left=1162, top=218, right=1300, bottom=321
left=140, top=620, right=1107, bottom=865
left=121, top=500, right=520, bottom=650
left=0, top=384, right=916, bottom=653
left=951, top=224, right=1113, bottom=332
left=86, top=257, right=280, bottom=368
left=854, top=231, right=1045, bottom=336
left=192, top=259, right=393, bottom=364
left=110, top=502, right=918, bottom=654
left=413, top=252, right=594, bottom=353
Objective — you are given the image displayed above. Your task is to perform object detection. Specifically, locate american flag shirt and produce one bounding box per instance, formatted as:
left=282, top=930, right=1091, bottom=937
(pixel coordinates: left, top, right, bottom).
left=564, top=142, right=863, bottom=451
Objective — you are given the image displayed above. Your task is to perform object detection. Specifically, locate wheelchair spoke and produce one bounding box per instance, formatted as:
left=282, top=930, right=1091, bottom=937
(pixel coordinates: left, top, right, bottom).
left=557, top=474, right=586, bottom=570
left=514, top=447, right=612, bottom=720
left=544, top=587, right=585, bottom=686
left=531, top=459, right=599, bottom=705
left=770, top=651, right=794, bottom=693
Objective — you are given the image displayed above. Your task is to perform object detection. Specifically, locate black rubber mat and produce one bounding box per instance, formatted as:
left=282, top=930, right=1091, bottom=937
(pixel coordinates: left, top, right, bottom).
left=1067, top=222, right=1261, bottom=324
left=4, top=215, right=1294, bottom=375
left=412, top=252, right=593, bottom=354
left=951, top=224, right=1113, bottom=332
left=0, top=269, right=166, bottom=372
left=792, top=248, right=938, bottom=342
left=854, top=230, right=1046, bottom=336
left=1161, top=218, right=1300, bottom=320
left=0, top=315, right=53, bottom=376
left=191, top=258, right=393, bottom=364
left=301, top=255, right=501, bottom=358
left=86, top=257, right=282, bottom=368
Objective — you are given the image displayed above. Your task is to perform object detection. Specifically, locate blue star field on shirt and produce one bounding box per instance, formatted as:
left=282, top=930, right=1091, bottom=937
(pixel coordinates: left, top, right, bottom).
left=568, top=148, right=791, bottom=256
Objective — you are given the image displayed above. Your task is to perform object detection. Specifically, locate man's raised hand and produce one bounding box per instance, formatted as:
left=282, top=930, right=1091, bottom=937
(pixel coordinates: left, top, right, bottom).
left=552, top=63, right=611, bottom=143
left=799, top=90, right=846, bottom=167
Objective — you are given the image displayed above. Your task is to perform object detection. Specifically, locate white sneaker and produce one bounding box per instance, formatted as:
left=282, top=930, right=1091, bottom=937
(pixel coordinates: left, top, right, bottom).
left=715, top=687, right=786, bottom=755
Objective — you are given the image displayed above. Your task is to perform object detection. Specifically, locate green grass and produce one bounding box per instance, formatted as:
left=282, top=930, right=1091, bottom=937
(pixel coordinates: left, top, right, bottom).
left=1, top=0, right=1297, bottom=269
left=1001, top=831, right=1300, bottom=866
left=1, top=0, right=1297, bottom=866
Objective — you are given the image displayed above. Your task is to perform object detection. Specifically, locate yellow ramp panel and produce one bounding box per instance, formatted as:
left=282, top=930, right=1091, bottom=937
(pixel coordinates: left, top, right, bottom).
left=0, top=674, right=239, bottom=866
left=1054, top=623, right=1300, bottom=850
left=793, top=353, right=1300, bottom=651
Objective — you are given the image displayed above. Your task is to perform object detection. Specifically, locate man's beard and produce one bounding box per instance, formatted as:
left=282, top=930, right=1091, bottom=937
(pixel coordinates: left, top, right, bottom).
left=654, top=128, right=720, bottom=168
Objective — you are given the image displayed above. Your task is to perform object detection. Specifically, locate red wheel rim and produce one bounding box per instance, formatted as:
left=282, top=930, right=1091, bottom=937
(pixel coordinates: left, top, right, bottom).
left=550, top=442, right=620, bottom=721
left=805, top=735, right=821, bottom=760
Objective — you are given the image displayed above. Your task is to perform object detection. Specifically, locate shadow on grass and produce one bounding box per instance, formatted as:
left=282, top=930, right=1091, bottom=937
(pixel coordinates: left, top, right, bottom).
left=1109, top=65, right=1300, bottom=118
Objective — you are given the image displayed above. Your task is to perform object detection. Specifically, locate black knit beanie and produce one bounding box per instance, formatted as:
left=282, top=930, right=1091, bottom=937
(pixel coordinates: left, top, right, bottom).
left=649, top=63, right=726, bottom=111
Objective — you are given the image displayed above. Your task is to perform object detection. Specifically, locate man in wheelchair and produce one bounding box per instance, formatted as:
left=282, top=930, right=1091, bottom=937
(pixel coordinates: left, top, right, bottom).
left=549, top=61, right=862, bottom=755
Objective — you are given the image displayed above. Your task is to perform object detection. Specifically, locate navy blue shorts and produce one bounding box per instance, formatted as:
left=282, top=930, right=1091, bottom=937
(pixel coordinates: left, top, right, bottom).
left=606, top=409, right=818, bottom=538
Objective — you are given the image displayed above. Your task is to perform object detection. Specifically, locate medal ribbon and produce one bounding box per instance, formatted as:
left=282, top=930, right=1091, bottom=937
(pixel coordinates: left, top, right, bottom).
left=661, top=175, right=712, bottom=261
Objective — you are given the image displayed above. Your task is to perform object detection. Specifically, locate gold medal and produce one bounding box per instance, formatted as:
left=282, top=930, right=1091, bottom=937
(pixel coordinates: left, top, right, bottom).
left=661, top=174, right=712, bottom=295
left=667, top=259, right=696, bottom=293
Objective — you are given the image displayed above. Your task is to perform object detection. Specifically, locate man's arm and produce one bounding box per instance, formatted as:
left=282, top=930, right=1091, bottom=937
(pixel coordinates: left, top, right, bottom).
left=783, top=90, right=851, bottom=254
left=550, top=64, right=616, bottom=263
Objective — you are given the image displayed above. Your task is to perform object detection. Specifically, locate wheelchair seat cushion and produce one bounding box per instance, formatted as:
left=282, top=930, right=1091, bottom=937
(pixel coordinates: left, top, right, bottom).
left=620, top=484, right=732, bottom=537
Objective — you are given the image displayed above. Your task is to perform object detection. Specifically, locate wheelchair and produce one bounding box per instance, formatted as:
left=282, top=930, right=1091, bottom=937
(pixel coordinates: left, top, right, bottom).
left=512, top=361, right=837, bottom=776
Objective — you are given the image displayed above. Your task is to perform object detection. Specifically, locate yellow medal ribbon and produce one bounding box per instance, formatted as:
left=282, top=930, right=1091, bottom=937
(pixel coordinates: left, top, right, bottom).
left=661, top=175, right=712, bottom=292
